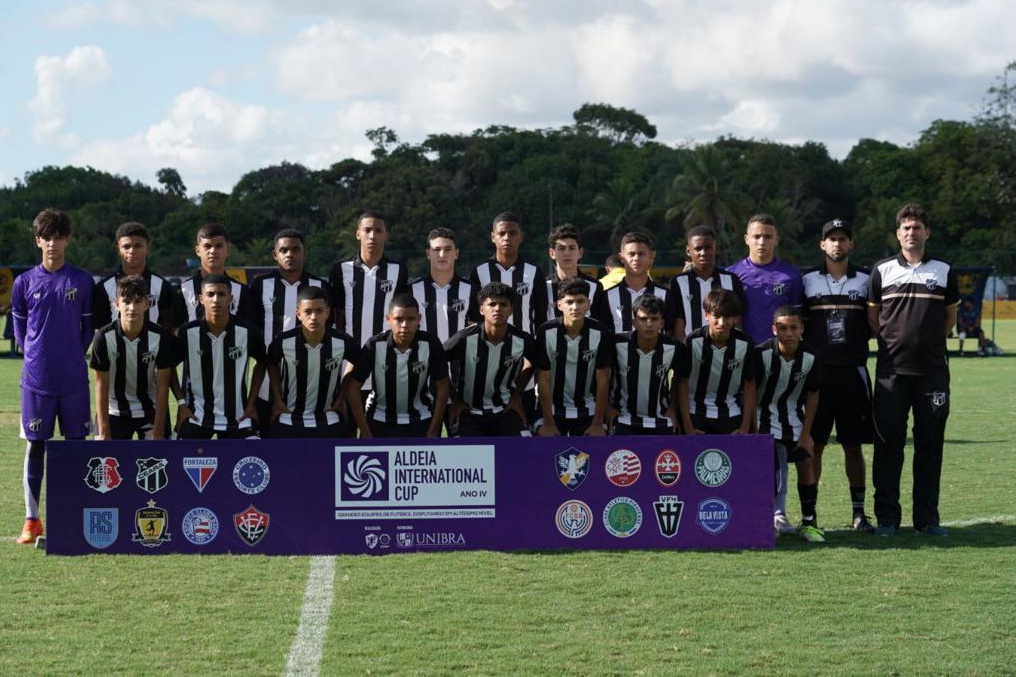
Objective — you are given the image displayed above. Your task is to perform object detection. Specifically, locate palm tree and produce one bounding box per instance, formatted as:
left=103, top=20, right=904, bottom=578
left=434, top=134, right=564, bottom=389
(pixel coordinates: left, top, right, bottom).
left=665, top=146, right=745, bottom=252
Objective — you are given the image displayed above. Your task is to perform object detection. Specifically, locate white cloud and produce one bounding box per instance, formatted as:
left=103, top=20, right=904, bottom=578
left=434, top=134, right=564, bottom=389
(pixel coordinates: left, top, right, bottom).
left=27, top=45, right=110, bottom=146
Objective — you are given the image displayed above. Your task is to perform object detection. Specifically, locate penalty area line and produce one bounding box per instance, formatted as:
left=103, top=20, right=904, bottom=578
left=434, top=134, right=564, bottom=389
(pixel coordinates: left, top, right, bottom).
left=285, top=555, right=336, bottom=677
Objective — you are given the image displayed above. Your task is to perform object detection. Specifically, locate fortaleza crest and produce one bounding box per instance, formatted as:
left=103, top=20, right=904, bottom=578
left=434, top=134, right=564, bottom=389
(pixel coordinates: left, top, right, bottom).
left=653, top=496, right=685, bottom=538
left=132, top=500, right=171, bottom=547
left=555, top=500, right=593, bottom=539
left=654, top=449, right=681, bottom=487
left=183, top=456, right=218, bottom=493
left=84, top=456, right=122, bottom=493
left=234, top=505, right=270, bottom=547
left=83, top=508, right=118, bottom=549
left=555, top=447, right=590, bottom=490
left=603, top=496, right=643, bottom=538
left=135, top=457, right=169, bottom=494
left=694, top=449, right=732, bottom=487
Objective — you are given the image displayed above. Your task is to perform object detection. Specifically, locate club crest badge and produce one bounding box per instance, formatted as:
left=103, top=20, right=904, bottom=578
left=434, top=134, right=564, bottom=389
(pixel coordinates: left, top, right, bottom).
left=183, top=456, right=218, bottom=493
left=555, top=500, right=594, bottom=539
left=603, top=497, right=643, bottom=538
left=654, top=449, right=681, bottom=487
left=653, top=496, right=684, bottom=538
left=132, top=500, right=171, bottom=547
left=696, top=497, right=732, bottom=535
left=233, top=456, right=270, bottom=494
left=605, top=449, right=641, bottom=487
left=85, top=457, right=122, bottom=493
left=694, top=449, right=732, bottom=487
left=83, top=508, right=118, bottom=549
left=234, top=505, right=270, bottom=547
left=136, top=457, right=169, bottom=494
left=181, top=507, right=219, bottom=545
left=556, top=448, right=590, bottom=491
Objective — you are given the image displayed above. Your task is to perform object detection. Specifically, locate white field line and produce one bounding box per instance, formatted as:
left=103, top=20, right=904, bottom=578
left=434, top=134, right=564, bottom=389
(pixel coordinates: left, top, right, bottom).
left=285, top=555, right=337, bottom=677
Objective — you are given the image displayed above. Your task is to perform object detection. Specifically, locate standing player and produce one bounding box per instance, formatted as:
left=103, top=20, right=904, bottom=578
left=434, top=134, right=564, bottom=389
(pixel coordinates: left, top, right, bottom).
left=249, top=228, right=331, bottom=434
left=443, top=282, right=533, bottom=437
left=546, top=224, right=604, bottom=320
left=802, top=219, right=875, bottom=531
left=175, top=274, right=267, bottom=439
left=176, top=223, right=256, bottom=324
left=10, top=209, right=93, bottom=544
left=329, top=211, right=408, bottom=346
left=348, top=294, right=450, bottom=438
left=93, top=221, right=177, bottom=330
left=868, top=204, right=958, bottom=537
left=670, top=225, right=745, bottom=341
left=534, top=278, right=613, bottom=437
left=410, top=227, right=475, bottom=343
left=266, top=286, right=359, bottom=438
left=607, top=295, right=681, bottom=435
left=728, top=213, right=803, bottom=532
left=90, top=276, right=175, bottom=440
left=599, top=231, right=671, bottom=334
left=755, top=306, right=823, bottom=542
left=677, top=290, right=757, bottom=437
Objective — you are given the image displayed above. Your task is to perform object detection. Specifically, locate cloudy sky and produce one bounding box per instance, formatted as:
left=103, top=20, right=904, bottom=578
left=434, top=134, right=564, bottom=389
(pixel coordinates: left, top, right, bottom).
left=1, top=0, right=1013, bottom=195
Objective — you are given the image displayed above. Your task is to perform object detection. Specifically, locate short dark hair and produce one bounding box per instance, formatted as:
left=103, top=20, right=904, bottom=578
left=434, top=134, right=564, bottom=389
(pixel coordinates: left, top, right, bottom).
left=557, top=276, right=590, bottom=300
left=200, top=273, right=232, bottom=290
left=896, top=203, right=928, bottom=227
left=115, top=221, right=150, bottom=242
left=116, top=275, right=149, bottom=302
left=196, top=223, right=228, bottom=243
left=703, top=289, right=742, bottom=318
left=274, top=228, right=305, bottom=245
left=604, top=253, right=621, bottom=270
left=772, top=305, right=803, bottom=323
left=548, top=223, right=582, bottom=248
left=33, top=209, right=72, bottom=239
left=388, top=292, right=419, bottom=313
left=297, top=286, right=328, bottom=304
left=358, top=211, right=387, bottom=228
left=632, top=294, right=665, bottom=318
left=747, top=213, right=776, bottom=230
left=491, top=211, right=521, bottom=228
left=686, top=225, right=716, bottom=241
left=620, top=231, right=655, bottom=250
left=427, top=227, right=457, bottom=245
left=477, top=281, right=516, bottom=307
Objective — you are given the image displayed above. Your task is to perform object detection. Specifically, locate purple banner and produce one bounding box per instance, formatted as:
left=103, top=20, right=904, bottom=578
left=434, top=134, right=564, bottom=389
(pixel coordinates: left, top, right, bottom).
left=46, top=435, right=775, bottom=555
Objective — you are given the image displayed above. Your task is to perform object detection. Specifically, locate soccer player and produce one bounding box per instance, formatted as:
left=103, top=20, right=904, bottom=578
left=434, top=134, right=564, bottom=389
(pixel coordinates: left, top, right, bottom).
left=90, top=276, right=175, bottom=440
left=10, top=209, right=93, bottom=544
left=534, top=277, right=613, bottom=437
left=348, top=293, right=450, bottom=438
left=176, top=223, right=256, bottom=324
left=868, top=204, right=958, bottom=537
left=329, top=211, right=408, bottom=346
left=266, top=286, right=359, bottom=438
left=802, top=219, right=875, bottom=532
left=669, top=225, right=745, bottom=341
left=175, top=274, right=267, bottom=439
left=607, top=294, right=681, bottom=434
left=546, top=223, right=605, bottom=320
left=444, top=282, right=534, bottom=437
left=599, top=231, right=671, bottom=334
left=755, top=306, right=823, bottom=542
left=677, top=289, right=757, bottom=437
left=249, top=228, right=331, bottom=434
left=409, top=227, right=475, bottom=343
left=93, top=221, right=177, bottom=330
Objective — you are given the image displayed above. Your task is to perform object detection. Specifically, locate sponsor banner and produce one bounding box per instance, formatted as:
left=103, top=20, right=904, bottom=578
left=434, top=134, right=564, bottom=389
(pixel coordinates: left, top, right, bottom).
left=45, top=435, right=773, bottom=555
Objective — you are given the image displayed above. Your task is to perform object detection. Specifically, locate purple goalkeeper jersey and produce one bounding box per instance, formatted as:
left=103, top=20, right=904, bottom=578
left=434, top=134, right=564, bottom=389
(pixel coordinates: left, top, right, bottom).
left=728, top=256, right=803, bottom=345
left=11, top=263, right=93, bottom=395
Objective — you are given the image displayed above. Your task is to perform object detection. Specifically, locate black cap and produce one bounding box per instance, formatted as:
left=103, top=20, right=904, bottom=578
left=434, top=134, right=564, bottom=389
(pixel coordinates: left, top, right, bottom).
left=821, top=219, right=852, bottom=239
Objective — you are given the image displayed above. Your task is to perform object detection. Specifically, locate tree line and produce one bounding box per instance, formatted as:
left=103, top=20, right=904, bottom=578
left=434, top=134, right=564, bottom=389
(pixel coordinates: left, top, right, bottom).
left=2, top=65, right=1015, bottom=279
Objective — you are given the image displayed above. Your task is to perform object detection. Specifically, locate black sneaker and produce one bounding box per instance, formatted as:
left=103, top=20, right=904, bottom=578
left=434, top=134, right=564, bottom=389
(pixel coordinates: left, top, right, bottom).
left=851, top=514, right=875, bottom=533
left=916, top=524, right=949, bottom=537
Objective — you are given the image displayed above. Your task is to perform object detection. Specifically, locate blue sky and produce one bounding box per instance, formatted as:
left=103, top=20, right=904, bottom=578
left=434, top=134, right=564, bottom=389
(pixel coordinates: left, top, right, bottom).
left=1, top=0, right=1014, bottom=195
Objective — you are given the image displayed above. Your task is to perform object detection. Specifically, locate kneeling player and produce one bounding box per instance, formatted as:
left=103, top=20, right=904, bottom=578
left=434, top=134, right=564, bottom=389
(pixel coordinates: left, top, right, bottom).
left=90, top=276, right=175, bottom=440
left=267, top=286, right=359, bottom=438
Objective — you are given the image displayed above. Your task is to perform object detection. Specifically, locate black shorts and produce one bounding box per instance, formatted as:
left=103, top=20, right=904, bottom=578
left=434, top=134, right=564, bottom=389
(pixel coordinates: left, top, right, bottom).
left=689, top=414, right=742, bottom=435
left=613, top=421, right=676, bottom=436
left=177, top=420, right=259, bottom=440
left=450, top=409, right=529, bottom=437
left=367, top=418, right=432, bottom=438
left=812, top=364, right=873, bottom=446
left=269, top=419, right=350, bottom=439
left=109, top=414, right=154, bottom=440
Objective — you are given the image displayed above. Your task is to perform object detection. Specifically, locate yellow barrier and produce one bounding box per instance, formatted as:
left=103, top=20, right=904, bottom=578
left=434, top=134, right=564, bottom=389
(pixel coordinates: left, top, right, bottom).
left=982, top=301, right=1016, bottom=320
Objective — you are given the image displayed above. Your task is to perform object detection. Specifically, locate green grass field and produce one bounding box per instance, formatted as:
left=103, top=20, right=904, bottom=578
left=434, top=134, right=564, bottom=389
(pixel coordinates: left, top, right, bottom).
left=1, top=325, right=1015, bottom=675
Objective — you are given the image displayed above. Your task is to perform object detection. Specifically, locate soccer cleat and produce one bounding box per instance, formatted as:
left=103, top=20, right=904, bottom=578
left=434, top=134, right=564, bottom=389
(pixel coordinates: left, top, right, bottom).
left=16, top=518, right=44, bottom=545
left=874, top=525, right=896, bottom=537
left=916, top=524, right=949, bottom=537
left=852, top=514, right=875, bottom=533
left=798, top=524, right=826, bottom=543
left=774, top=513, right=795, bottom=535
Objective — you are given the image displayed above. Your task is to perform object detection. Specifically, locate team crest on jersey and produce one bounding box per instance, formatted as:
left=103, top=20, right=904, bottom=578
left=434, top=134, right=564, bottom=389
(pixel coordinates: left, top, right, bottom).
left=28, top=417, right=43, bottom=432
left=148, top=294, right=157, bottom=306
left=926, top=278, right=939, bottom=291
left=136, top=457, right=169, bottom=494
left=227, top=346, right=246, bottom=360
left=772, top=282, right=785, bottom=296
left=515, top=282, right=530, bottom=296
left=605, top=449, right=641, bottom=487
left=83, top=508, right=119, bottom=549
left=504, top=351, right=524, bottom=368
left=141, top=350, right=157, bottom=364
left=653, top=496, right=685, bottom=538
left=655, top=364, right=667, bottom=378
left=556, top=448, right=589, bottom=490
left=847, top=289, right=861, bottom=301
left=85, top=456, right=123, bottom=493
left=325, top=356, right=343, bottom=371
left=65, top=287, right=78, bottom=301
left=793, top=371, right=808, bottom=383
left=233, top=456, right=271, bottom=494
left=655, top=449, right=681, bottom=486
left=183, top=456, right=218, bottom=493
left=603, top=497, right=643, bottom=538
left=132, top=500, right=171, bottom=547
left=556, top=500, right=594, bottom=539
left=930, top=391, right=947, bottom=407
left=726, top=357, right=743, bottom=371
left=182, top=507, right=219, bottom=545
left=380, top=279, right=395, bottom=293
left=411, top=360, right=427, bottom=374
left=450, top=298, right=466, bottom=313
left=581, top=349, right=598, bottom=362
left=234, top=505, right=270, bottom=547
